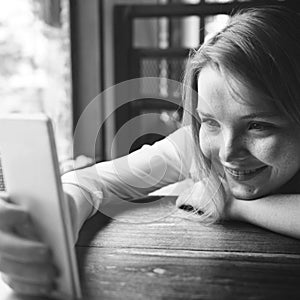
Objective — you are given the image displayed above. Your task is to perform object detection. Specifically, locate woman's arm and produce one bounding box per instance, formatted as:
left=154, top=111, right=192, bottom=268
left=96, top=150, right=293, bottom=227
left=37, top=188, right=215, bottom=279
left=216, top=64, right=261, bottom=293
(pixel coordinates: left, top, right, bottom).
left=228, top=194, right=300, bottom=239
left=62, top=126, right=194, bottom=239
left=63, top=185, right=94, bottom=241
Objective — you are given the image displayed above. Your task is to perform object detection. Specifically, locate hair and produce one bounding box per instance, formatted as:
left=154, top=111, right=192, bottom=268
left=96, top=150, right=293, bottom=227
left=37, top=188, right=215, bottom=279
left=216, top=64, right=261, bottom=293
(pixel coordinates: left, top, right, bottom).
left=178, top=6, right=300, bottom=223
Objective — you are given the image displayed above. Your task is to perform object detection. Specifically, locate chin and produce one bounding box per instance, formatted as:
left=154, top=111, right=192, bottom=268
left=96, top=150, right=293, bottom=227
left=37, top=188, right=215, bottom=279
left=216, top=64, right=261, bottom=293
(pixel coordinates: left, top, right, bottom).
left=230, top=187, right=267, bottom=201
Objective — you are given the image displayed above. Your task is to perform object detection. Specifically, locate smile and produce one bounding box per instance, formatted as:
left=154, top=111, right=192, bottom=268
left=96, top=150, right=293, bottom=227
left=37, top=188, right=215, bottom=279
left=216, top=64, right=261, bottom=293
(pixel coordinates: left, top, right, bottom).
left=224, top=166, right=267, bottom=181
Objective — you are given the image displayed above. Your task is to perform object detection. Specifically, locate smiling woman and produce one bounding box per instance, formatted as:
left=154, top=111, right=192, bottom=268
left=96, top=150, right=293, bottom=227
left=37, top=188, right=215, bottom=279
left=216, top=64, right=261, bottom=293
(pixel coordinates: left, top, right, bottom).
left=196, top=65, right=300, bottom=200
left=179, top=5, right=300, bottom=231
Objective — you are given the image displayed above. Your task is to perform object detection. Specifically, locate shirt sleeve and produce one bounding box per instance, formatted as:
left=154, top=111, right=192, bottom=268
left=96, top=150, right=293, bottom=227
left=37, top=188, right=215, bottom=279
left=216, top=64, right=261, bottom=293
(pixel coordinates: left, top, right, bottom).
left=61, top=126, right=194, bottom=214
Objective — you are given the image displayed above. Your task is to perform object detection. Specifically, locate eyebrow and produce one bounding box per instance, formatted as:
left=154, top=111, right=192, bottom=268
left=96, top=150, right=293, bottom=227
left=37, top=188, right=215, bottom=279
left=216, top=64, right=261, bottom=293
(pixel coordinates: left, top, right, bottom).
left=196, top=109, right=282, bottom=120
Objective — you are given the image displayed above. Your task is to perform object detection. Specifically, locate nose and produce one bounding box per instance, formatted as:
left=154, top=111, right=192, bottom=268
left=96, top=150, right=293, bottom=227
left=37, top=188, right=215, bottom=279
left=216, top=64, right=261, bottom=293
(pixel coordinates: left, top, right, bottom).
left=219, top=130, right=249, bottom=163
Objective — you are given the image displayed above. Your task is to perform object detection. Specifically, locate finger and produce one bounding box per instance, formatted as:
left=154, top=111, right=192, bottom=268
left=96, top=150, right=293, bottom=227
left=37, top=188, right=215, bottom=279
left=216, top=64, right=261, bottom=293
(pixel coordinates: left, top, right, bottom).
left=0, top=256, right=57, bottom=285
left=1, top=273, right=54, bottom=296
left=13, top=217, right=40, bottom=241
left=0, top=198, right=40, bottom=240
left=0, top=198, right=28, bottom=229
left=0, top=230, right=51, bottom=263
left=0, top=192, right=9, bottom=201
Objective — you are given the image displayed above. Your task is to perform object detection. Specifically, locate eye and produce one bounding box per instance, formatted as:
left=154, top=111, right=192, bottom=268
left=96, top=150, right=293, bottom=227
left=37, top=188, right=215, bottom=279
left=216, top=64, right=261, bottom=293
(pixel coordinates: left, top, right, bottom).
left=248, top=122, right=273, bottom=131
left=201, top=118, right=220, bottom=128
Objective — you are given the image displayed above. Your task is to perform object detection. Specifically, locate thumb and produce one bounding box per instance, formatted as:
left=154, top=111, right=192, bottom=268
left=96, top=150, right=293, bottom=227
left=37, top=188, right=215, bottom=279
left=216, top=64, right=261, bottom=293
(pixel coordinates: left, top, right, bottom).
left=0, top=196, right=28, bottom=229
left=14, top=217, right=40, bottom=241
left=0, top=196, right=39, bottom=240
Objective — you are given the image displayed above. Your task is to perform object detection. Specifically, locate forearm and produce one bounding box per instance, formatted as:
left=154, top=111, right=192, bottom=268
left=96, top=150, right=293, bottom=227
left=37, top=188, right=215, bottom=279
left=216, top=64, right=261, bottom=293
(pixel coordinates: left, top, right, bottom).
left=229, top=194, right=300, bottom=239
left=63, top=184, right=94, bottom=242
left=61, top=168, right=105, bottom=242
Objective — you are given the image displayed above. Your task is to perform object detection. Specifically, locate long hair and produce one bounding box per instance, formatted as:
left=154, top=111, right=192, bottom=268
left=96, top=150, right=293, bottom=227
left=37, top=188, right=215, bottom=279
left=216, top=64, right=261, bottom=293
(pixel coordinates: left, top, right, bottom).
left=180, top=6, right=300, bottom=222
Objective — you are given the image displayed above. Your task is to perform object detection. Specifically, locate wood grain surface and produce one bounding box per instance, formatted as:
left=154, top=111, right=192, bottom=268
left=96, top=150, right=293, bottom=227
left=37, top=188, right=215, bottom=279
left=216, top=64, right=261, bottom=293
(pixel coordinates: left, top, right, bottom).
left=1, top=196, right=300, bottom=300
left=76, top=196, right=300, bottom=300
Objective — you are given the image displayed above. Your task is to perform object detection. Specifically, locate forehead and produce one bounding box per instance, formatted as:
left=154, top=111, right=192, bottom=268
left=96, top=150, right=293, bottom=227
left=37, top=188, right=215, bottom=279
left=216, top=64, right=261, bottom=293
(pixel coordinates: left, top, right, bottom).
left=196, top=66, right=280, bottom=116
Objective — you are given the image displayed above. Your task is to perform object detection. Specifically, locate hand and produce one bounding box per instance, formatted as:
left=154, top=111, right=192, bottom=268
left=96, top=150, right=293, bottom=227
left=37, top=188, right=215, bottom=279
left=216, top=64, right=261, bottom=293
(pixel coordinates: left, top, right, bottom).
left=176, top=176, right=227, bottom=222
left=0, top=194, right=57, bottom=295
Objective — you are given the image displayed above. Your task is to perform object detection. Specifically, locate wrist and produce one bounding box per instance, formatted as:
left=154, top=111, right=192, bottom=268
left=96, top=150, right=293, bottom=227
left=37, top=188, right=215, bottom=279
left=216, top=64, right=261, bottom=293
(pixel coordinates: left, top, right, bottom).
left=225, top=197, right=243, bottom=221
left=64, top=192, right=81, bottom=243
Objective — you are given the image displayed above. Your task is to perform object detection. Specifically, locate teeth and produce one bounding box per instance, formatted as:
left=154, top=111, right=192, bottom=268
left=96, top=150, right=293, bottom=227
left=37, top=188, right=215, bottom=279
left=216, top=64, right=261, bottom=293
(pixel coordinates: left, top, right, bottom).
left=226, top=167, right=262, bottom=176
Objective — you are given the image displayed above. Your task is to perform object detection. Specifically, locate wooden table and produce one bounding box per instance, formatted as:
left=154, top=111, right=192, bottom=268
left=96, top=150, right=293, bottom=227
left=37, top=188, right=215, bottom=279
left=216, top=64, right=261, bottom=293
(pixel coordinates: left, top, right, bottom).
left=1, top=196, right=300, bottom=299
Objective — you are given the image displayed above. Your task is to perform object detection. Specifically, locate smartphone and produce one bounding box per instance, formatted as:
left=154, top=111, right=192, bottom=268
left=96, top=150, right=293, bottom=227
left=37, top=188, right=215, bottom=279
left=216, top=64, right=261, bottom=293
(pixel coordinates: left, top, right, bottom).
left=0, top=114, right=82, bottom=299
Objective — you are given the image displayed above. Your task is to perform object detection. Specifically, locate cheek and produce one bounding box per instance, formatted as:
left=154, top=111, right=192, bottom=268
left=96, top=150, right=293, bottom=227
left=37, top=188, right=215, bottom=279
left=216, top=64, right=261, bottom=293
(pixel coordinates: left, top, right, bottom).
left=249, top=140, right=279, bottom=163
left=249, top=134, right=300, bottom=166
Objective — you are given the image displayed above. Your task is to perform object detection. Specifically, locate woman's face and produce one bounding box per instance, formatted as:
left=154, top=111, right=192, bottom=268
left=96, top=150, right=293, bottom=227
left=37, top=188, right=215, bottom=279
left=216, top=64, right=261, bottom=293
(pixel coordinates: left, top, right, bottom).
left=197, top=66, right=300, bottom=200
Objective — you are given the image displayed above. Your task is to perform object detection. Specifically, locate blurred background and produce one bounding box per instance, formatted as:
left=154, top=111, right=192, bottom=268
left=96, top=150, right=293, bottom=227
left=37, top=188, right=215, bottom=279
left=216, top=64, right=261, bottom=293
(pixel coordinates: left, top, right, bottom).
left=0, top=0, right=299, bottom=190
left=0, top=0, right=72, bottom=162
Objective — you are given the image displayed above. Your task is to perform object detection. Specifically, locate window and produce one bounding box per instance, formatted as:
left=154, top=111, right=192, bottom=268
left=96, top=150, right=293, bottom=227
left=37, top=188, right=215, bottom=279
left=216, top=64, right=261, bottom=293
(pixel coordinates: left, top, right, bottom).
left=0, top=0, right=72, bottom=164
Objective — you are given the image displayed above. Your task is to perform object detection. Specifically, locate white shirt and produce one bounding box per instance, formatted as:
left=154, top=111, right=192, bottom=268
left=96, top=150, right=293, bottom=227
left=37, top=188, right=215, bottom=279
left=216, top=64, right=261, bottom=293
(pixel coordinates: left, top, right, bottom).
left=62, top=126, right=195, bottom=216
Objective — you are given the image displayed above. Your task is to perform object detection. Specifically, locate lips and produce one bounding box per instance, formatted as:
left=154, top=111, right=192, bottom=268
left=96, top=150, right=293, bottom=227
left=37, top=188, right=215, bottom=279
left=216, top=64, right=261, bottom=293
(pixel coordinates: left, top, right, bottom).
left=224, top=166, right=267, bottom=181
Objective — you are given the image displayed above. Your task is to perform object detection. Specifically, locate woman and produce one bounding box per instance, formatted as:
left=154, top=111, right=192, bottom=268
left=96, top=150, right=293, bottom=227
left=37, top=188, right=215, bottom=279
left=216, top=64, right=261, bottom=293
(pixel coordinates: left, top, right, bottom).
left=0, top=6, right=300, bottom=296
